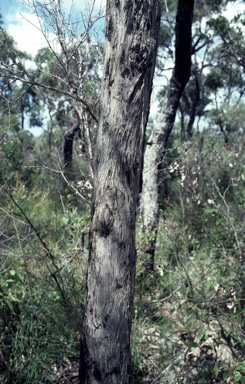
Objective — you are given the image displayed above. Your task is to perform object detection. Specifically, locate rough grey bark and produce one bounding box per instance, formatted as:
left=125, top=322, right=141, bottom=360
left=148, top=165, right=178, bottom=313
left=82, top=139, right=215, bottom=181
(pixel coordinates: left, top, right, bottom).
left=79, top=1, right=160, bottom=383
left=140, top=0, right=194, bottom=269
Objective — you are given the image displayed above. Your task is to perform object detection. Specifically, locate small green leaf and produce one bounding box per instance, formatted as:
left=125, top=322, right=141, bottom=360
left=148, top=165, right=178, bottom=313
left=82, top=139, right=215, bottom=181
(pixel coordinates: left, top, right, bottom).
left=197, top=329, right=205, bottom=340
left=223, top=370, right=230, bottom=380
left=10, top=270, right=16, bottom=276
left=236, top=364, right=245, bottom=372
left=204, top=330, right=211, bottom=340
left=214, top=363, right=219, bottom=378
left=235, top=372, right=242, bottom=382
left=62, top=217, right=69, bottom=225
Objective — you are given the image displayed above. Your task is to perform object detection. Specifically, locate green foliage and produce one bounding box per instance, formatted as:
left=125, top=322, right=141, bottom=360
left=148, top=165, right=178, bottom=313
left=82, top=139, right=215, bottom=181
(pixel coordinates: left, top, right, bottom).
left=0, top=261, right=77, bottom=383
left=0, top=177, right=90, bottom=383
left=208, top=15, right=231, bottom=36
left=205, top=68, right=224, bottom=91
left=1, top=1, right=245, bottom=382
left=134, top=131, right=245, bottom=383
left=0, top=128, right=35, bottom=184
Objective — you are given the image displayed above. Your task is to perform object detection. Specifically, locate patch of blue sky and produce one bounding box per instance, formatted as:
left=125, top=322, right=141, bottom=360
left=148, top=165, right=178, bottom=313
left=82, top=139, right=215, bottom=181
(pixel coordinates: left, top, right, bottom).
left=1, top=0, right=106, bottom=56
left=2, top=0, right=244, bottom=136
left=0, top=0, right=106, bottom=136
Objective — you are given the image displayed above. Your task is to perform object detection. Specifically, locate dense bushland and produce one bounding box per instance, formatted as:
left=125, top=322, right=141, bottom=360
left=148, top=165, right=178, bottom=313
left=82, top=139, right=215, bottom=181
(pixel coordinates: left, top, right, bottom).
left=134, top=132, right=245, bottom=383
left=1, top=130, right=244, bottom=383
left=1, top=0, right=245, bottom=382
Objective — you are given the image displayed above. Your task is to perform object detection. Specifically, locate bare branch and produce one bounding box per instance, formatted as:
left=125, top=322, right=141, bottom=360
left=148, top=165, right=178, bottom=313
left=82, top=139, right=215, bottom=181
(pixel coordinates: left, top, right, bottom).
left=0, top=60, right=98, bottom=121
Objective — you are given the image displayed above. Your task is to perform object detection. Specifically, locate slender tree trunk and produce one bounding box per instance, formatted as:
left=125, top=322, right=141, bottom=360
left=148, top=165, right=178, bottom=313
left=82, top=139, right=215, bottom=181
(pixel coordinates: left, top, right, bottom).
left=186, top=72, right=200, bottom=140
left=140, top=0, right=194, bottom=270
left=79, top=1, right=160, bottom=383
left=180, top=104, right=186, bottom=143
left=64, top=109, right=80, bottom=170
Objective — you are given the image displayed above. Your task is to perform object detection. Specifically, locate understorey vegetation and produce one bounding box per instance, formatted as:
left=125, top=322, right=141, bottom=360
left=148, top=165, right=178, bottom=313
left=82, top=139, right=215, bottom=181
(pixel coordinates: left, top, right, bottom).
left=0, top=0, right=244, bottom=383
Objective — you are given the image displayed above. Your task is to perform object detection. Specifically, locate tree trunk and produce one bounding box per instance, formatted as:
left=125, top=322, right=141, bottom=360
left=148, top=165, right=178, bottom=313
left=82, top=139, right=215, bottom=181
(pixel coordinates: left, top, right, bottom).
left=79, top=1, right=160, bottom=383
left=186, top=72, right=200, bottom=140
left=64, top=114, right=80, bottom=170
left=140, top=0, right=194, bottom=270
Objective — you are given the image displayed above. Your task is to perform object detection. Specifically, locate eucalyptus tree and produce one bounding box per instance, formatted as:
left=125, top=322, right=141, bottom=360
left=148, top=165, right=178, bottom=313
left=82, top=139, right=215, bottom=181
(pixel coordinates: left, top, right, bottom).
left=29, top=0, right=102, bottom=173
left=179, top=7, right=245, bottom=144
left=0, top=1, right=102, bottom=174
left=79, top=0, right=160, bottom=382
left=140, top=0, right=194, bottom=269
left=140, top=0, right=242, bottom=267
left=0, top=26, right=35, bottom=183
left=204, top=13, right=245, bottom=143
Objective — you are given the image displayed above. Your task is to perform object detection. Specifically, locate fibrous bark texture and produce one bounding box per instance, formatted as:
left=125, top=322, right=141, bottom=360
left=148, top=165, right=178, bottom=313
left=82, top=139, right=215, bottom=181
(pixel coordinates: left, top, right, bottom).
left=79, top=1, right=160, bottom=383
left=140, top=0, right=194, bottom=269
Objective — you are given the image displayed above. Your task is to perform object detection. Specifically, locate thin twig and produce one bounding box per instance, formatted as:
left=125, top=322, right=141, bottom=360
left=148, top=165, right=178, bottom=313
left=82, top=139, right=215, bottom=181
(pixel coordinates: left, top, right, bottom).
left=0, top=60, right=98, bottom=122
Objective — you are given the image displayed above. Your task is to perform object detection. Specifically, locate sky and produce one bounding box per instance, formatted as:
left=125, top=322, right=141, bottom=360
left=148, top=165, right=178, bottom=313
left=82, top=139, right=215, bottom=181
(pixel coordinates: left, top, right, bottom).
left=0, top=0, right=106, bottom=134
left=1, top=0, right=245, bottom=57
left=1, top=0, right=106, bottom=56
left=1, top=0, right=245, bottom=134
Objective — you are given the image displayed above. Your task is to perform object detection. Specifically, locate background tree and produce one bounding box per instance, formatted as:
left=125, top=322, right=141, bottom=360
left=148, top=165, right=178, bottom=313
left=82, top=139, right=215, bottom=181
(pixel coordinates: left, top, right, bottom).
left=140, top=0, right=194, bottom=269
left=0, top=27, right=36, bottom=185
left=1, top=0, right=102, bottom=175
